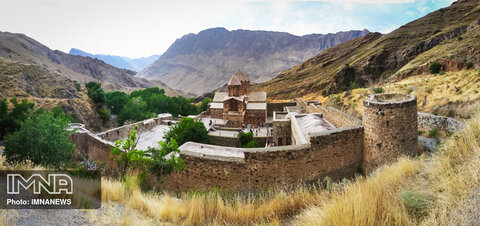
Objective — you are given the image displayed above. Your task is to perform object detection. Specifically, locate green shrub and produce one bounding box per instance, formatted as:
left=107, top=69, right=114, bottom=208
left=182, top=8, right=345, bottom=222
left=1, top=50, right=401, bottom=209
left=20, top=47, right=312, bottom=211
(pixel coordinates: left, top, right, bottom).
left=198, top=98, right=211, bottom=112
left=447, top=109, right=455, bottom=117
left=163, top=117, right=210, bottom=146
left=466, top=61, right=474, bottom=69
left=457, top=36, right=463, bottom=41
left=348, top=81, right=358, bottom=90
left=75, top=82, right=82, bottom=91
left=429, top=62, right=442, bottom=74
left=99, top=108, right=111, bottom=123
left=400, top=190, right=432, bottom=217
left=321, top=90, right=327, bottom=96
left=86, top=82, right=105, bottom=104
left=147, top=138, right=184, bottom=180
left=111, top=125, right=148, bottom=177
left=439, top=70, right=445, bottom=75
left=373, top=87, right=385, bottom=94
left=427, top=127, right=437, bottom=138
left=4, top=111, right=76, bottom=169
left=238, top=132, right=258, bottom=148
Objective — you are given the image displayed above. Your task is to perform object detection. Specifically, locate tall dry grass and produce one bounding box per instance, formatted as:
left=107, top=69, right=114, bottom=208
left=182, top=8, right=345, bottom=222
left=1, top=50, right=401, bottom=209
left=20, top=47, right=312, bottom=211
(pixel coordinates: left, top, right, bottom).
left=101, top=175, right=328, bottom=225
left=295, top=113, right=480, bottom=225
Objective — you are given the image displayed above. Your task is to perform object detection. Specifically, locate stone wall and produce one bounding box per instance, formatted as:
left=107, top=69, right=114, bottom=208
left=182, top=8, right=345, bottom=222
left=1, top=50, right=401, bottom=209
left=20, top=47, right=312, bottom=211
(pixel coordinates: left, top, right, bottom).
left=267, top=102, right=296, bottom=117
left=163, top=125, right=364, bottom=191
left=363, top=94, right=418, bottom=173
left=306, top=104, right=362, bottom=128
left=211, top=108, right=223, bottom=119
left=209, top=134, right=268, bottom=147
left=69, top=130, right=119, bottom=176
left=244, top=109, right=267, bottom=126
left=417, top=112, right=464, bottom=132
left=97, top=114, right=172, bottom=142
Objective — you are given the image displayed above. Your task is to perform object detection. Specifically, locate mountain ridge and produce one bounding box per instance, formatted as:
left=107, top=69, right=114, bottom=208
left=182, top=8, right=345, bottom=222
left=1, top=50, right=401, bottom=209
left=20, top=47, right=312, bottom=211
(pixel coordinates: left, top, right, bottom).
left=137, top=28, right=370, bottom=95
left=255, top=0, right=480, bottom=100
left=69, top=48, right=159, bottom=72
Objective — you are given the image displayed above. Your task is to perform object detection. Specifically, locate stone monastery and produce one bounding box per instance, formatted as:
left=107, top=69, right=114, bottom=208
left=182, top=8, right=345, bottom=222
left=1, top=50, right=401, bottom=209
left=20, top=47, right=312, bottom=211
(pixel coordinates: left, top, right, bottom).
left=69, top=71, right=464, bottom=192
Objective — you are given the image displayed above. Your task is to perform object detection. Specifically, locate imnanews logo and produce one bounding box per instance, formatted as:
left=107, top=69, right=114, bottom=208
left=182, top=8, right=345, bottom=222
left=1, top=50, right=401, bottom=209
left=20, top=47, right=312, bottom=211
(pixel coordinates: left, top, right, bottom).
left=7, top=173, right=73, bottom=195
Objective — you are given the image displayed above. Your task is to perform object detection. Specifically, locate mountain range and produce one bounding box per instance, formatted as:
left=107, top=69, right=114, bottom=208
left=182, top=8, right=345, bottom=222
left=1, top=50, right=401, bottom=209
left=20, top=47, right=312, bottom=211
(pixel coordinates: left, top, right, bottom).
left=0, top=31, right=183, bottom=131
left=255, top=0, right=480, bottom=100
left=69, top=48, right=159, bottom=72
left=137, top=28, right=369, bottom=95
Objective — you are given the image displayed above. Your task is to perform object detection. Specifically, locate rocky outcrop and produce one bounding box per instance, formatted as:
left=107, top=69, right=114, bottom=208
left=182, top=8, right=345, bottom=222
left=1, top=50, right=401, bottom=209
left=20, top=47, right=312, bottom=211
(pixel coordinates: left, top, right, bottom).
left=418, top=112, right=465, bottom=132
left=138, top=28, right=369, bottom=95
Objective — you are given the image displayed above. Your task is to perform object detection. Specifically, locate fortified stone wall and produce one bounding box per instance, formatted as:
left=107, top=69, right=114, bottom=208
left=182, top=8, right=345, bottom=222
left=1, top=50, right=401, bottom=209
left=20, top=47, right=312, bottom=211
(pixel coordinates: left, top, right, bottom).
left=209, top=134, right=268, bottom=147
left=306, top=104, right=362, bottom=128
left=266, top=102, right=296, bottom=117
left=417, top=112, right=464, bottom=132
left=97, top=114, right=172, bottom=142
left=163, top=125, right=364, bottom=191
left=69, top=129, right=119, bottom=176
left=363, top=94, right=418, bottom=173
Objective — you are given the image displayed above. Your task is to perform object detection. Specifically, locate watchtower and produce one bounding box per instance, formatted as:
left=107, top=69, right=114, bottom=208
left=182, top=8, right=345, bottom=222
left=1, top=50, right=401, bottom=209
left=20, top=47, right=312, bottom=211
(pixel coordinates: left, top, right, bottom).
left=362, top=93, right=418, bottom=173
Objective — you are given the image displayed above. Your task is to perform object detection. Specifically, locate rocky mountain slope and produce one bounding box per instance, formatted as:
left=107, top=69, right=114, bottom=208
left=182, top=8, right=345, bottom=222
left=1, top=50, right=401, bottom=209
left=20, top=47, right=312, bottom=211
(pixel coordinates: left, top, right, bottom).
left=137, top=28, right=369, bottom=95
left=69, top=48, right=159, bottom=71
left=255, top=0, right=480, bottom=100
left=0, top=32, right=185, bottom=131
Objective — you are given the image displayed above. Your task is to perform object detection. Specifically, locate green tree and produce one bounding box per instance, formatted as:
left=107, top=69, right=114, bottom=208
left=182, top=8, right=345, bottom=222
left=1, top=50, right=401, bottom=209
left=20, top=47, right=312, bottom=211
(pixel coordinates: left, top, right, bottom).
left=237, top=132, right=258, bottom=148
left=429, top=62, right=442, bottom=74
left=111, top=125, right=148, bottom=176
left=163, top=117, right=210, bottom=146
left=146, top=138, right=185, bottom=179
left=105, top=91, right=129, bottom=114
left=0, top=98, right=35, bottom=139
left=118, top=97, right=154, bottom=125
left=198, top=98, right=211, bottom=112
left=86, top=82, right=105, bottom=104
left=3, top=111, right=76, bottom=169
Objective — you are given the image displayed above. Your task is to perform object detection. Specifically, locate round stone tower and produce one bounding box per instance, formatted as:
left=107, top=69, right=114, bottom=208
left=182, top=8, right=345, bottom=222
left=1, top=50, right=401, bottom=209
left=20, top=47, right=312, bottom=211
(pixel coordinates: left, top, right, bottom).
left=362, top=93, right=418, bottom=173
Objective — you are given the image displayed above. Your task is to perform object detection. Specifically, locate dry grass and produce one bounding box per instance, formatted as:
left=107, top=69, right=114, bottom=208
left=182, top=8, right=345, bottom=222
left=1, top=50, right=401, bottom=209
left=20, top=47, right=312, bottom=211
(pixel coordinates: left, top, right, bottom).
left=301, top=69, right=480, bottom=119
left=295, top=112, right=480, bottom=225
left=101, top=175, right=329, bottom=225
left=295, top=158, right=420, bottom=226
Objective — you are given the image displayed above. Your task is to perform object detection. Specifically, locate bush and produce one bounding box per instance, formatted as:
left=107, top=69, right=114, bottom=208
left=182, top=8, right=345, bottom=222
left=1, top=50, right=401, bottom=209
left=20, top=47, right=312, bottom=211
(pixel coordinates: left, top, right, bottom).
left=4, top=111, right=76, bottom=169
left=427, top=127, right=437, bottom=138
left=86, top=82, right=105, bottom=104
left=429, top=62, right=442, bottom=74
left=0, top=98, right=35, bottom=139
left=373, top=87, right=385, bottom=94
left=198, top=98, right=211, bottom=112
left=466, top=61, right=474, bottom=69
left=439, top=70, right=445, bottom=75
left=238, top=132, right=258, bottom=148
left=400, top=190, right=431, bottom=217
left=348, top=81, right=358, bottom=90
left=75, top=82, right=82, bottom=91
left=147, top=138, right=185, bottom=179
left=111, top=125, right=148, bottom=177
left=98, top=108, right=111, bottom=124
left=321, top=90, right=327, bottom=96
left=163, top=117, right=210, bottom=146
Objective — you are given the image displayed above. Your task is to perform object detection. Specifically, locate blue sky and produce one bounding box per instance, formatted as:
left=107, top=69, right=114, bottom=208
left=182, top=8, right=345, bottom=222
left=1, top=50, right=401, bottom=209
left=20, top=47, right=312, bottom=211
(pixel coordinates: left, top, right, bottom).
left=0, top=0, right=454, bottom=58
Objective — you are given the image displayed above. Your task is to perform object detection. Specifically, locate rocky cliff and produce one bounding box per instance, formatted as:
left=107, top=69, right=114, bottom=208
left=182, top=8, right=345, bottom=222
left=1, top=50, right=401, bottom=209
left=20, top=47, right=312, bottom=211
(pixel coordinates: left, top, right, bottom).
left=137, top=28, right=369, bottom=95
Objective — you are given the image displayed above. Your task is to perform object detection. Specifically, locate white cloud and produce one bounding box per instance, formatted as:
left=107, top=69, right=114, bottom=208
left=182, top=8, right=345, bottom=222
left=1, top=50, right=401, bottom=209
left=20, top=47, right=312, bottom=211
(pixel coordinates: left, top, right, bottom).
left=417, top=6, right=429, bottom=13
